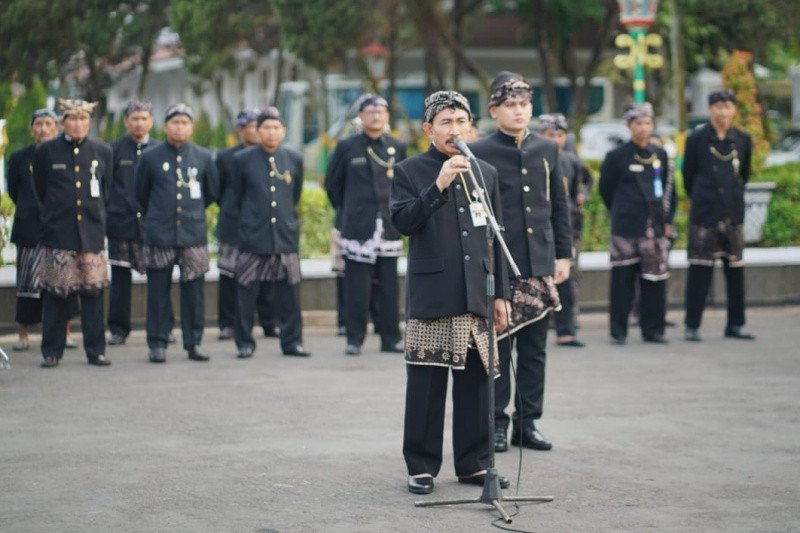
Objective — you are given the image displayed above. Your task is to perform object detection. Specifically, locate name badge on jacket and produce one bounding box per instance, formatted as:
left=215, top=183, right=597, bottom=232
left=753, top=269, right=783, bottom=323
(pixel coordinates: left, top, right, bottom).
left=629, top=164, right=644, bottom=172
left=469, top=202, right=487, bottom=227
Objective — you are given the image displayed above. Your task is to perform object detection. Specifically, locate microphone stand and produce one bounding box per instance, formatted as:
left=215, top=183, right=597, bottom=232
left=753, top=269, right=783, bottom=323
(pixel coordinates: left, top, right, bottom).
left=414, top=161, right=553, bottom=523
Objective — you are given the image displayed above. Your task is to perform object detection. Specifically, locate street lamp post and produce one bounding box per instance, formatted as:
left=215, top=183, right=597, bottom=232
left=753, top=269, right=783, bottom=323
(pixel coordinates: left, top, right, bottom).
left=614, top=0, right=663, bottom=103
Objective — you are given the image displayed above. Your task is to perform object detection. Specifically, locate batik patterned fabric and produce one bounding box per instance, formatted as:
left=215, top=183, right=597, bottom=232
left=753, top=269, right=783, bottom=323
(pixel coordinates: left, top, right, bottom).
left=217, top=241, right=239, bottom=278
left=108, top=238, right=145, bottom=274
left=405, top=313, right=499, bottom=377
left=16, top=245, right=43, bottom=298
left=609, top=233, right=671, bottom=281
left=330, top=228, right=345, bottom=273
left=142, top=245, right=209, bottom=282
left=235, top=252, right=301, bottom=287
left=339, top=217, right=403, bottom=264
left=499, top=276, right=561, bottom=338
left=687, top=221, right=745, bottom=267
left=423, top=90, right=472, bottom=123
left=38, top=247, right=109, bottom=297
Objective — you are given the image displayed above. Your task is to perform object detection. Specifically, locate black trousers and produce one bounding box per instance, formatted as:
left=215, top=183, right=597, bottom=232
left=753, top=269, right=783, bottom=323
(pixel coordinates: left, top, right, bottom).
left=146, top=268, right=204, bottom=350
left=343, top=257, right=400, bottom=347
left=336, top=275, right=346, bottom=328
left=42, top=291, right=104, bottom=360
left=684, top=260, right=745, bottom=330
left=220, top=274, right=277, bottom=332
left=609, top=264, right=666, bottom=340
left=234, top=279, right=302, bottom=353
left=553, top=276, right=576, bottom=336
left=403, top=350, right=490, bottom=477
left=109, top=265, right=175, bottom=338
left=495, top=317, right=548, bottom=431
left=16, top=296, right=42, bottom=326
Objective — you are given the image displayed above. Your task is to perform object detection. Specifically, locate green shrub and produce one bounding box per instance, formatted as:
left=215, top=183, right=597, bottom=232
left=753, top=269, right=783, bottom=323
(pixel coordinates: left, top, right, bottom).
left=297, top=184, right=334, bottom=259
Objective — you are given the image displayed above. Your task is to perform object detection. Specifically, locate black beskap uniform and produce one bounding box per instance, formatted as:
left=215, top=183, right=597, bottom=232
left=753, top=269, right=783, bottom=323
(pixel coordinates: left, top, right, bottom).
left=390, top=146, right=509, bottom=478
left=599, top=141, right=672, bottom=341
left=106, top=134, right=157, bottom=339
left=7, top=144, right=44, bottom=325
left=325, top=133, right=407, bottom=349
left=683, top=123, right=752, bottom=332
left=135, top=141, right=218, bottom=351
left=33, top=133, right=113, bottom=361
left=553, top=149, right=592, bottom=337
left=470, top=130, right=572, bottom=434
left=231, top=144, right=305, bottom=354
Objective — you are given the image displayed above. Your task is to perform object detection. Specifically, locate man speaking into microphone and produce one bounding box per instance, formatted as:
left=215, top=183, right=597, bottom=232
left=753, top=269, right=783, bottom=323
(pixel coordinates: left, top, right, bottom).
left=390, top=90, right=511, bottom=495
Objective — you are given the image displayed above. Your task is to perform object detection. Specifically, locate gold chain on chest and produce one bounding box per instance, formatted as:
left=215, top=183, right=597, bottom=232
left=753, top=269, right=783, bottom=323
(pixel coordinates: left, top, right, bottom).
left=366, top=146, right=395, bottom=178
left=268, top=155, right=291, bottom=184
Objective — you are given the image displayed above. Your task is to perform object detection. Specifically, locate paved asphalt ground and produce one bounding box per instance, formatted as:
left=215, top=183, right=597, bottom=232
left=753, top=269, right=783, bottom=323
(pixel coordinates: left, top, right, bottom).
left=1, top=306, right=799, bottom=532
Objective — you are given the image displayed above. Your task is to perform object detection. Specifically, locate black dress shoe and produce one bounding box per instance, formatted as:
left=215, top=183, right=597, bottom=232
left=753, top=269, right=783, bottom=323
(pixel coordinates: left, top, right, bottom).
left=262, top=326, right=280, bottom=338
left=458, top=473, right=510, bottom=489
left=218, top=327, right=234, bottom=341
left=380, top=341, right=405, bottom=353
left=725, top=326, right=756, bottom=340
left=684, top=327, right=701, bottom=342
left=556, top=339, right=585, bottom=347
left=148, top=347, right=166, bottom=363
left=108, top=333, right=126, bottom=346
left=494, top=428, right=509, bottom=453
left=87, top=354, right=111, bottom=366
left=611, top=336, right=627, bottom=346
left=407, top=475, right=434, bottom=495
left=236, top=346, right=254, bottom=359
left=345, top=344, right=361, bottom=356
left=40, top=356, right=59, bottom=368
left=283, top=345, right=311, bottom=357
left=511, top=426, right=553, bottom=451
left=187, top=346, right=210, bottom=361
left=643, top=335, right=668, bottom=344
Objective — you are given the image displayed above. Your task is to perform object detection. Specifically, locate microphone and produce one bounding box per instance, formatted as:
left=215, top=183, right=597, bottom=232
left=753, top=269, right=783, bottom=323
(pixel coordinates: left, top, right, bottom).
left=454, top=138, right=476, bottom=160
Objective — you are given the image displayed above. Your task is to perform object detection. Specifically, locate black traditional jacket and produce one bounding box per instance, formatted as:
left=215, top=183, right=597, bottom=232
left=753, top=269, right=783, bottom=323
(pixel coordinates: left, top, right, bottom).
left=599, top=141, right=673, bottom=238
left=33, top=134, right=112, bottom=252
left=559, top=149, right=593, bottom=241
left=325, top=132, right=407, bottom=241
left=470, top=130, right=572, bottom=278
left=134, top=141, right=218, bottom=248
left=683, top=123, right=752, bottom=225
left=107, top=135, right=156, bottom=240
left=389, top=146, right=509, bottom=320
left=215, top=143, right=246, bottom=245
left=7, top=144, right=41, bottom=247
left=232, top=144, right=304, bottom=255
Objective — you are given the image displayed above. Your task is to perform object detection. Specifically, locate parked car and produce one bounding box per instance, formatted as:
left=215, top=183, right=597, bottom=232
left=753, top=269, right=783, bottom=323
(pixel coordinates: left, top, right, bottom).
left=766, top=130, right=800, bottom=166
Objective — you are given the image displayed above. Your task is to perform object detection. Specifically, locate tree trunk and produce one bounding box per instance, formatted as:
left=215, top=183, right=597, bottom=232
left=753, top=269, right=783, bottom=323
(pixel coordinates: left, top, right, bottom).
left=532, top=0, right=557, bottom=112
left=137, top=44, right=153, bottom=98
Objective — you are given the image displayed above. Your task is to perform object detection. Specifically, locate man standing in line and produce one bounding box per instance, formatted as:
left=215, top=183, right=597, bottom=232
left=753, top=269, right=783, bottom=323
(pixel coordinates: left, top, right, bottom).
left=683, top=90, right=754, bottom=342
left=215, top=108, right=278, bottom=341
left=470, top=73, right=571, bottom=453
left=325, top=94, right=406, bottom=355
left=7, top=109, right=63, bottom=352
left=135, top=103, right=218, bottom=363
left=230, top=107, right=309, bottom=359
left=599, top=103, right=673, bottom=345
left=33, top=99, right=113, bottom=368
left=390, top=90, right=510, bottom=495
left=107, top=100, right=175, bottom=346
left=538, top=113, right=592, bottom=348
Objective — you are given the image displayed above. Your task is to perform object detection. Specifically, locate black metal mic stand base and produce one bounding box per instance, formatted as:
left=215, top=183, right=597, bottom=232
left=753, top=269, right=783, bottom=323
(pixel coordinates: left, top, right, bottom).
left=414, top=467, right=553, bottom=524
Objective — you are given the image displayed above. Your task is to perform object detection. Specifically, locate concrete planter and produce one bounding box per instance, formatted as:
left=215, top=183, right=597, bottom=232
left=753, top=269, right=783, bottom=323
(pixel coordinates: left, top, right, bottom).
left=744, top=182, right=776, bottom=244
